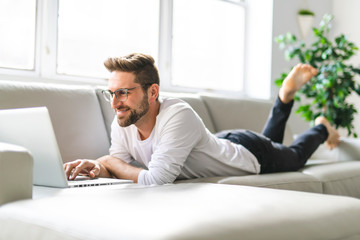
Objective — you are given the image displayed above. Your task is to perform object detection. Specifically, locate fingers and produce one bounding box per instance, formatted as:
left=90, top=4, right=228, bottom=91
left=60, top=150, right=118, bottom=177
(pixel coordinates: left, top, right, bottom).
left=63, top=160, right=100, bottom=180
left=88, top=169, right=99, bottom=178
left=75, top=160, right=100, bottom=179
left=64, top=160, right=82, bottom=180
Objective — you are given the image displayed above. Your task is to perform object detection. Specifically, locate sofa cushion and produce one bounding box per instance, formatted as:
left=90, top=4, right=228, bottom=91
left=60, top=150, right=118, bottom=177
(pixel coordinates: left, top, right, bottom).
left=0, top=81, right=110, bottom=163
left=200, top=94, right=294, bottom=145
left=310, top=137, right=360, bottom=161
left=217, top=172, right=323, bottom=193
left=176, top=172, right=323, bottom=193
left=1, top=183, right=360, bottom=240
left=302, top=161, right=360, bottom=198
left=0, top=142, right=33, bottom=205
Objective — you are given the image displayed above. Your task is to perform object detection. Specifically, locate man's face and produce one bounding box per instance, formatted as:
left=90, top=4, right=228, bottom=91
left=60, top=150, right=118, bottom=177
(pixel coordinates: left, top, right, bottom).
left=108, top=71, right=150, bottom=127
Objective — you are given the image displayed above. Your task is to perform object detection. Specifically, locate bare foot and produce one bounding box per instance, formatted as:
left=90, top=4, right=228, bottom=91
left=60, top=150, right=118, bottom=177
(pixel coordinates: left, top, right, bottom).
left=279, top=63, right=318, bottom=103
left=315, top=116, right=340, bottom=150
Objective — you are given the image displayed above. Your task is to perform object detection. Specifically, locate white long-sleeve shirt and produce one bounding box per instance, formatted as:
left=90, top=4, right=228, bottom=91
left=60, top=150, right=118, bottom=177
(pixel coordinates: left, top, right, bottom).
left=109, top=97, right=260, bottom=185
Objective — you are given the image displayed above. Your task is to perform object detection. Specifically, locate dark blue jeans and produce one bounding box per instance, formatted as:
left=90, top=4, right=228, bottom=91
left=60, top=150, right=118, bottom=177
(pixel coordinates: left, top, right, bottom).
left=215, top=97, right=328, bottom=174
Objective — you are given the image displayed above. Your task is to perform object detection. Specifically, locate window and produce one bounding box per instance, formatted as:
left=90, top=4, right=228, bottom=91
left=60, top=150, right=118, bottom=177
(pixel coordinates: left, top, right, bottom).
left=0, top=0, right=37, bottom=70
left=57, top=0, right=160, bottom=79
left=172, top=0, right=245, bottom=92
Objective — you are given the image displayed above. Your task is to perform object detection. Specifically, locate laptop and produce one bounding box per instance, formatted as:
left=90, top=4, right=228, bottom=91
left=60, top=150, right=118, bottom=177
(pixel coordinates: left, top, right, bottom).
left=0, top=107, right=133, bottom=188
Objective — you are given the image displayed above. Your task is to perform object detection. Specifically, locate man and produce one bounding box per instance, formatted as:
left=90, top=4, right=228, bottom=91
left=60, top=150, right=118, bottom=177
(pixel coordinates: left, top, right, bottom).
left=64, top=53, right=340, bottom=185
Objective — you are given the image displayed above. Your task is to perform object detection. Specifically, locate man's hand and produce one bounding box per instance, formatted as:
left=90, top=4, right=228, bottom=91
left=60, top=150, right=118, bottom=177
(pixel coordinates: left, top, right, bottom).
left=64, top=155, right=142, bottom=183
left=64, top=159, right=102, bottom=180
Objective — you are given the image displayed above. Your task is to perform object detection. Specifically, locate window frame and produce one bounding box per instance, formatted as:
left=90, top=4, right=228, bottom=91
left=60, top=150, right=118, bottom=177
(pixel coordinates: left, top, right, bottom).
left=0, top=0, right=39, bottom=77
left=0, top=0, right=248, bottom=96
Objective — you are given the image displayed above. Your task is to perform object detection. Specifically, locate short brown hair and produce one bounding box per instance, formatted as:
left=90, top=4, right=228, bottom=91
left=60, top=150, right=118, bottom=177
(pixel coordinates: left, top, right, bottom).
left=104, top=53, right=160, bottom=90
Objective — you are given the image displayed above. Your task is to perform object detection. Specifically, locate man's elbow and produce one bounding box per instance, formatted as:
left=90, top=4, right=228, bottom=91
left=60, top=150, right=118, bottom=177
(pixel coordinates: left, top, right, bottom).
left=138, top=170, right=176, bottom=185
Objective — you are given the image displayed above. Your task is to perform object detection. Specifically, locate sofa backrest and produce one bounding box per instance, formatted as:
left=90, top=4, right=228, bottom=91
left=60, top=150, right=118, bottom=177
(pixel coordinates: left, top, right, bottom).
left=200, top=94, right=270, bottom=132
left=0, top=81, right=110, bottom=163
left=0, top=80, right=294, bottom=164
left=95, top=87, right=114, bottom=140
left=200, top=94, right=293, bottom=145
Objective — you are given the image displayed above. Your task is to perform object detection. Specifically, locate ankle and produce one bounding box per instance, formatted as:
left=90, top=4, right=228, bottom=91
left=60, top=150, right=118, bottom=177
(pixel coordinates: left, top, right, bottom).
left=279, top=87, right=294, bottom=104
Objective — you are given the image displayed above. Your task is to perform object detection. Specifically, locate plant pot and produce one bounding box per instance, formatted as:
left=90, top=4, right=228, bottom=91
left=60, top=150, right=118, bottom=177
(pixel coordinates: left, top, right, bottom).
left=297, top=15, right=314, bottom=39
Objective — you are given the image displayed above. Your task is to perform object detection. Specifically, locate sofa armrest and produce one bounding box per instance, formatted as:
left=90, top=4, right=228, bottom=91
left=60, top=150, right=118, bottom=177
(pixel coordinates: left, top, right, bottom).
left=310, top=137, right=360, bottom=161
left=0, top=142, right=33, bottom=205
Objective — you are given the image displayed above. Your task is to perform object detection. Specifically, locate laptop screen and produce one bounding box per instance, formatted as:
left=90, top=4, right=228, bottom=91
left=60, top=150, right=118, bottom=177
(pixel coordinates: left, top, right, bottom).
left=0, top=107, right=68, bottom=187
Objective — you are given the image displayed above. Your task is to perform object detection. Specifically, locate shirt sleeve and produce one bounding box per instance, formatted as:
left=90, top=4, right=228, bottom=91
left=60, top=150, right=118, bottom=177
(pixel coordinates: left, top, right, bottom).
left=138, top=107, right=204, bottom=185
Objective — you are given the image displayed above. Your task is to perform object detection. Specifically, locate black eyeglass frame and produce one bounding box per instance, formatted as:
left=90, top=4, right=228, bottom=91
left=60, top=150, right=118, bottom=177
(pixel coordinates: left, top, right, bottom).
left=102, top=83, right=154, bottom=102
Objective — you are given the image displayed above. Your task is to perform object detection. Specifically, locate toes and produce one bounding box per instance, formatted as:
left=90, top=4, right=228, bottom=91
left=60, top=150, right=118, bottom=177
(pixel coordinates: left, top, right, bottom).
left=325, top=132, right=340, bottom=150
left=310, top=66, right=318, bottom=75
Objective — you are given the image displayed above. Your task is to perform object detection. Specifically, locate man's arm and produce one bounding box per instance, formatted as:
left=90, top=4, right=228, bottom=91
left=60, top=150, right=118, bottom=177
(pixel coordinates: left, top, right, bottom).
left=64, top=155, right=142, bottom=183
left=97, top=155, right=142, bottom=183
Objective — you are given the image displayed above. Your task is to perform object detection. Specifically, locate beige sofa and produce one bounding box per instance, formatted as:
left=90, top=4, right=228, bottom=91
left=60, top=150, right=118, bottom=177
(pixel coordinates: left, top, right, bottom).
left=1, top=80, right=360, bottom=240
left=1, top=80, right=359, bottom=196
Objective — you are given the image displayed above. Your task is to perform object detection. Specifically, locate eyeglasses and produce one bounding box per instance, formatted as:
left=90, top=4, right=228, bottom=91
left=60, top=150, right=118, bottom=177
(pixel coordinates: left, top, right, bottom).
left=102, top=84, right=152, bottom=103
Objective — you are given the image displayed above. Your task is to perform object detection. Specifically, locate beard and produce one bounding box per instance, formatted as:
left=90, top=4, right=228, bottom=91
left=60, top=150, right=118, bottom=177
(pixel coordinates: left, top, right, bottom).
left=116, top=94, right=150, bottom=127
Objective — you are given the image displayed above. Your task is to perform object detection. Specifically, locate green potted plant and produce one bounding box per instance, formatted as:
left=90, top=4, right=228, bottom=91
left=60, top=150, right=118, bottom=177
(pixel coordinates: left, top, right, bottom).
left=297, top=9, right=315, bottom=39
left=275, top=14, right=360, bottom=137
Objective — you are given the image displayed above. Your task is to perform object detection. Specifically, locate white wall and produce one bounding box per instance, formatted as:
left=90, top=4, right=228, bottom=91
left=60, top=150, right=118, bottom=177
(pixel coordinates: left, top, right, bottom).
left=333, top=0, right=360, bottom=137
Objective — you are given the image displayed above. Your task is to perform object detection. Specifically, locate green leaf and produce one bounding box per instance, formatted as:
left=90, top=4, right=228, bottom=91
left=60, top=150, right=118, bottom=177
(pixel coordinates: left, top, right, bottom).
left=313, top=27, right=321, bottom=36
left=275, top=78, right=283, bottom=87
left=286, top=32, right=297, bottom=43
left=304, top=50, right=312, bottom=62
left=296, top=104, right=311, bottom=113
